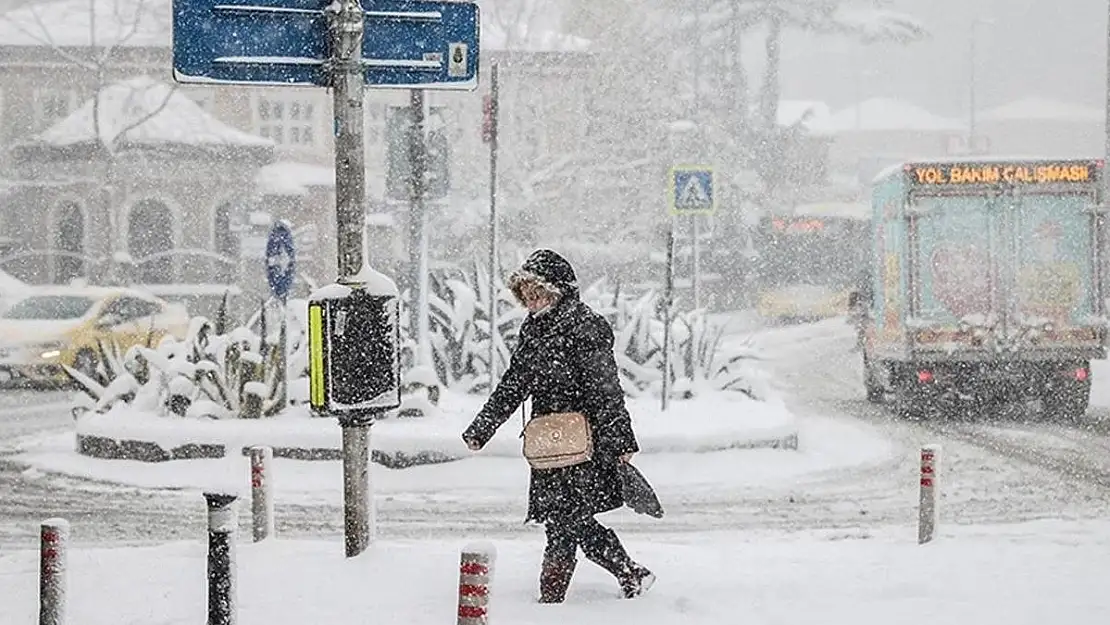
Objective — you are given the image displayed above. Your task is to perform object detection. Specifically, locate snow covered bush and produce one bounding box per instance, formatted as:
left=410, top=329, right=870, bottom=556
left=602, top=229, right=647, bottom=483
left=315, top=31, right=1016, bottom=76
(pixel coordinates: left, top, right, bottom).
left=71, top=300, right=307, bottom=419
left=396, top=260, right=524, bottom=414
left=387, top=265, right=763, bottom=404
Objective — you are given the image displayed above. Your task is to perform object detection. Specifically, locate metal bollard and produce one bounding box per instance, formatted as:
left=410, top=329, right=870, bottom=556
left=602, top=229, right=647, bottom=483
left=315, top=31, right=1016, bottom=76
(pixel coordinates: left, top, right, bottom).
left=918, top=444, right=940, bottom=544
left=457, top=545, right=496, bottom=625
left=204, top=493, right=239, bottom=625
left=249, top=446, right=274, bottom=543
left=39, top=518, right=69, bottom=625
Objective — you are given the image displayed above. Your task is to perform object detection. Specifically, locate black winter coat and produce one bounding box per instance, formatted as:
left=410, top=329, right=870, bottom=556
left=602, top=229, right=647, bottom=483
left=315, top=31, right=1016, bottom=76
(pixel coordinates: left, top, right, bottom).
left=462, top=292, right=639, bottom=523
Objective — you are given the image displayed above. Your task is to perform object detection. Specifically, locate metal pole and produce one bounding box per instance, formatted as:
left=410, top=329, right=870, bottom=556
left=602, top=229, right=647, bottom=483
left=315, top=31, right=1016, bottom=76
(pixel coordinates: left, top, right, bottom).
left=277, top=295, right=288, bottom=409
left=204, top=493, right=238, bottom=625
left=408, top=89, right=431, bottom=366
left=918, top=445, right=940, bottom=544
left=662, top=217, right=675, bottom=411
left=38, top=518, right=68, bottom=625
left=968, top=27, right=976, bottom=152
left=693, top=216, right=701, bottom=310
left=487, top=61, right=500, bottom=392
left=330, top=0, right=366, bottom=283
left=327, top=0, right=372, bottom=558
left=249, top=445, right=274, bottom=543
left=341, top=420, right=371, bottom=556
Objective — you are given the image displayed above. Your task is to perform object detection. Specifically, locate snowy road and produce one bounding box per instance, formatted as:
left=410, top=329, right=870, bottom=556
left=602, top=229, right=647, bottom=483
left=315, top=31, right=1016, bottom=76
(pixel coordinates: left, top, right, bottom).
left=2, top=316, right=1110, bottom=548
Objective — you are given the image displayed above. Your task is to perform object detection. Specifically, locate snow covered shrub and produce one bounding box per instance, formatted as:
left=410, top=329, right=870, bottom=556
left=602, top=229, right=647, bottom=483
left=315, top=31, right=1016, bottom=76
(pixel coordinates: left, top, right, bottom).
left=594, top=288, right=764, bottom=401
left=666, top=309, right=767, bottom=400
left=66, top=331, right=158, bottom=416
left=395, top=259, right=523, bottom=412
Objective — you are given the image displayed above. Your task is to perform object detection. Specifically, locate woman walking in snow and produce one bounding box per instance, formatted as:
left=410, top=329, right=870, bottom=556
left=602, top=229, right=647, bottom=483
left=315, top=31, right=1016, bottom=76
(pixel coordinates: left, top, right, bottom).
left=462, top=249, right=655, bottom=603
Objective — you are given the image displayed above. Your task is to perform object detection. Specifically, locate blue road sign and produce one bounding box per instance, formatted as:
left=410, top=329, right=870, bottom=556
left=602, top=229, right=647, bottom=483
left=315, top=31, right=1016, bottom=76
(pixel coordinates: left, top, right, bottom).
left=266, top=220, right=297, bottom=298
left=669, top=167, right=715, bottom=216
left=172, top=0, right=480, bottom=89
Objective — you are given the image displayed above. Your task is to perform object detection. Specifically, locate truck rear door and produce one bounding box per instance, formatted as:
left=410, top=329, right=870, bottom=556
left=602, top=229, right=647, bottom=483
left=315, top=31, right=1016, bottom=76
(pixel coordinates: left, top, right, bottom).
left=908, top=194, right=999, bottom=343
left=1006, top=190, right=1102, bottom=348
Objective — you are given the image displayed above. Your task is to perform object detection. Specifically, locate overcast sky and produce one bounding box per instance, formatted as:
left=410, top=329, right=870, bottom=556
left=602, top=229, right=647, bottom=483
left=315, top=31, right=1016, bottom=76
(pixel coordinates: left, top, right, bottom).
left=777, top=0, right=1108, bottom=119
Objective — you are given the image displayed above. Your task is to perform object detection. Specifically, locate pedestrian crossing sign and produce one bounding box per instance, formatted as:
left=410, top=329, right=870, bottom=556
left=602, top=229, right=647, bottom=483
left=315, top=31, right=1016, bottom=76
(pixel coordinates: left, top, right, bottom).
left=670, top=166, right=715, bottom=216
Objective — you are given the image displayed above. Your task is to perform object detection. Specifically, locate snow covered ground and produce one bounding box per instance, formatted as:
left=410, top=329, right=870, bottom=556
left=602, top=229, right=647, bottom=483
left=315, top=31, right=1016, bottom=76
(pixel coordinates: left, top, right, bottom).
left=1, top=520, right=1107, bottom=625
left=10, top=403, right=890, bottom=508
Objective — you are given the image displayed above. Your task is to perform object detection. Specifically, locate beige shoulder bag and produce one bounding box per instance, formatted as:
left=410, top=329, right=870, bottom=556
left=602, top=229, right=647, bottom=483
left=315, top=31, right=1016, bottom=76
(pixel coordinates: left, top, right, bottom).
left=521, top=411, right=593, bottom=470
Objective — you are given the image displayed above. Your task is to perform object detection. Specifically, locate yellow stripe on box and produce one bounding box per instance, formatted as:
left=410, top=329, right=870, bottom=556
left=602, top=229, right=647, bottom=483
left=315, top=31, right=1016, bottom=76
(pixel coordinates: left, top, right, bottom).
left=308, top=304, right=325, bottom=407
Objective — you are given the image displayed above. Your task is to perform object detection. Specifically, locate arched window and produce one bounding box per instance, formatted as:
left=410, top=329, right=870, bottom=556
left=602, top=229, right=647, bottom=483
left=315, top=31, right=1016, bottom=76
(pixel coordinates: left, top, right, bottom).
left=54, top=201, right=84, bottom=284
left=128, top=200, right=174, bottom=284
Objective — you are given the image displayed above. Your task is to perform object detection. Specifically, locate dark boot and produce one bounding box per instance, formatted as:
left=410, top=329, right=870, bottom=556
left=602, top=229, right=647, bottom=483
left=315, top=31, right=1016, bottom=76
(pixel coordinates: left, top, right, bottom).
left=538, top=556, right=577, bottom=603
left=580, top=527, right=656, bottom=599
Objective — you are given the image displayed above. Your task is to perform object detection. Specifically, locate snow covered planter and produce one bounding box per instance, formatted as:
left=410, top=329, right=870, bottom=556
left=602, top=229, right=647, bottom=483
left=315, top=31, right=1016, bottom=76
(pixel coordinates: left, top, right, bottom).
left=70, top=315, right=303, bottom=420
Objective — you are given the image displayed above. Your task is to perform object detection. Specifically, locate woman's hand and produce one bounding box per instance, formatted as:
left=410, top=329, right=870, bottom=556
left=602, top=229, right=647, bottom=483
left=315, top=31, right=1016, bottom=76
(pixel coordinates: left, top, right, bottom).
left=619, top=453, right=635, bottom=463
left=463, top=435, right=482, bottom=451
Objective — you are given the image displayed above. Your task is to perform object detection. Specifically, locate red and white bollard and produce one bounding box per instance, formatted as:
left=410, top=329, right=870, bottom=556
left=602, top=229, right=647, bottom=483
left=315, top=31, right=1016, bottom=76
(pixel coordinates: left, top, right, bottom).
left=457, top=544, right=496, bottom=625
left=39, top=518, right=69, bottom=625
left=918, top=444, right=940, bottom=544
left=249, top=446, right=274, bottom=543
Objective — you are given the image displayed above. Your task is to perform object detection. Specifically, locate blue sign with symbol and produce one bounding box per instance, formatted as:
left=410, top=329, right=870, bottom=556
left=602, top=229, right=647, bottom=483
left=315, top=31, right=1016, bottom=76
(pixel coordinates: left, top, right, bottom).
left=669, top=166, right=716, bottom=216
left=172, top=0, right=480, bottom=89
left=266, top=221, right=297, bottom=299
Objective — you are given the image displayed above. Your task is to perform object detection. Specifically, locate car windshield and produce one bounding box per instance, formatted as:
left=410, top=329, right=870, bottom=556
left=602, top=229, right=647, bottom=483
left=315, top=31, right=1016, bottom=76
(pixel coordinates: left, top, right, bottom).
left=2, top=295, right=97, bottom=320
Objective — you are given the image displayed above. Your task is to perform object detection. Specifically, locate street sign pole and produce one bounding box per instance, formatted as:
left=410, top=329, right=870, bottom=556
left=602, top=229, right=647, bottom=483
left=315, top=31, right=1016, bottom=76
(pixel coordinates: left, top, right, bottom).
left=408, top=89, right=432, bottom=367
left=326, top=0, right=373, bottom=559
left=662, top=216, right=675, bottom=412
left=265, top=220, right=296, bottom=415
left=174, top=0, right=481, bottom=561
left=486, top=61, right=500, bottom=392
left=693, top=216, right=701, bottom=310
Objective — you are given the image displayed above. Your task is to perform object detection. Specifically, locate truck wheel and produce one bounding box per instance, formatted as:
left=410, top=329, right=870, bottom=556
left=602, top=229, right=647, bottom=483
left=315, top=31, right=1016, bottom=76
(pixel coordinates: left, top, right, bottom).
left=1043, top=383, right=1090, bottom=423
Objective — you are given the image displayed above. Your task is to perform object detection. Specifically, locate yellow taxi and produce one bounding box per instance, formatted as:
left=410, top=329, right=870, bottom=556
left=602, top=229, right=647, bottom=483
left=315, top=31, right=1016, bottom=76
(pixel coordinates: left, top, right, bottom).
left=0, top=286, right=189, bottom=386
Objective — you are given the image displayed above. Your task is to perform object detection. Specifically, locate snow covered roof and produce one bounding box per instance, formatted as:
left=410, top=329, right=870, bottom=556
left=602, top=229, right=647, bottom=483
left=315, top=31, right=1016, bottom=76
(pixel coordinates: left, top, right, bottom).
left=978, top=97, right=1104, bottom=124
left=0, top=0, right=587, bottom=52
left=255, top=161, right=335, bottom=197
left=776, top=101, right=834, bottom=135
left=32, top=76, right=272, bottom=149
left=0, top=0, right=168, bottom=48
left=824, top=97, right=964, bottom=133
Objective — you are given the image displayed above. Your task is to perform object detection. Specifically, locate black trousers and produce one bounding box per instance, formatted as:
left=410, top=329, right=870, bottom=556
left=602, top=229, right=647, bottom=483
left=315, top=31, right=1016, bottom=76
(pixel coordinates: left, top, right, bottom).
left=543, top=515, right=631, bottom=576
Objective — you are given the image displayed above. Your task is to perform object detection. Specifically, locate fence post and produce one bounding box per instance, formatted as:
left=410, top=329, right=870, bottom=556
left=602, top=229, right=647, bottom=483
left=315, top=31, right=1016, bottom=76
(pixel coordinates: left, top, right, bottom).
left=918, top=444, right=940, bottom=544
left=39, top=518, right=69, bottom=625
left=457, top=544, right=496, bottom=625
left=249, top=446, right=274, bottom=543
left=204, top=492, right=239, bottom=625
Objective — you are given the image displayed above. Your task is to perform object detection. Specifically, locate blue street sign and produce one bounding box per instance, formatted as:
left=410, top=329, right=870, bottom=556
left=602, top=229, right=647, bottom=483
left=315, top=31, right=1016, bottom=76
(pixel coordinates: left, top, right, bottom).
left=669, top=166, right=716, bottom=216
left=172, top=0, right=480, bottom=90
left=266, top=220, right=297, bottom=298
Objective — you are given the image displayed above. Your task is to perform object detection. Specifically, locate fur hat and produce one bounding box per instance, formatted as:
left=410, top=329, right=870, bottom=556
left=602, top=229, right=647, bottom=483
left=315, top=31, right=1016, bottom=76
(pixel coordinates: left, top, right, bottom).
left=507, top=249, right=577, bottom=304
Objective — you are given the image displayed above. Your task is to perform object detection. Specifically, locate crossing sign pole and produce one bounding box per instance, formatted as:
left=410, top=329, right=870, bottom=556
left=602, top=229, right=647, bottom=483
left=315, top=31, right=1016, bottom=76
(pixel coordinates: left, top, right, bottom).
left=174, top=0, right=480, bottom=559
left=668, top=165, right=715, bottom=307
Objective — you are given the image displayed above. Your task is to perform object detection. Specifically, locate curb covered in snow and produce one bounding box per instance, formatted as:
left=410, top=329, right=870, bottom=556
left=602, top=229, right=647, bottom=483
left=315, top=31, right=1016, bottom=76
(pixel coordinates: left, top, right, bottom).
left=70, top=392, right=800, bottom=467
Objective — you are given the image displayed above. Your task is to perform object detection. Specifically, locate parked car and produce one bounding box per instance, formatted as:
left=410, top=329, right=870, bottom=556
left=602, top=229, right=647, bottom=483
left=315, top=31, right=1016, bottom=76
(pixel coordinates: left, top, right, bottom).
left=0, top=269, right=28, bottom=313
left=0, top=286, right=189, bottom=387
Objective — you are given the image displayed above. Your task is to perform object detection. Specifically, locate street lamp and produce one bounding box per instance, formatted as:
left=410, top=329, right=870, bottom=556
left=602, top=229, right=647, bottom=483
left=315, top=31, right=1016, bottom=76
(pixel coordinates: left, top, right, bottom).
left=968, top=17, right=995, bottom=153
